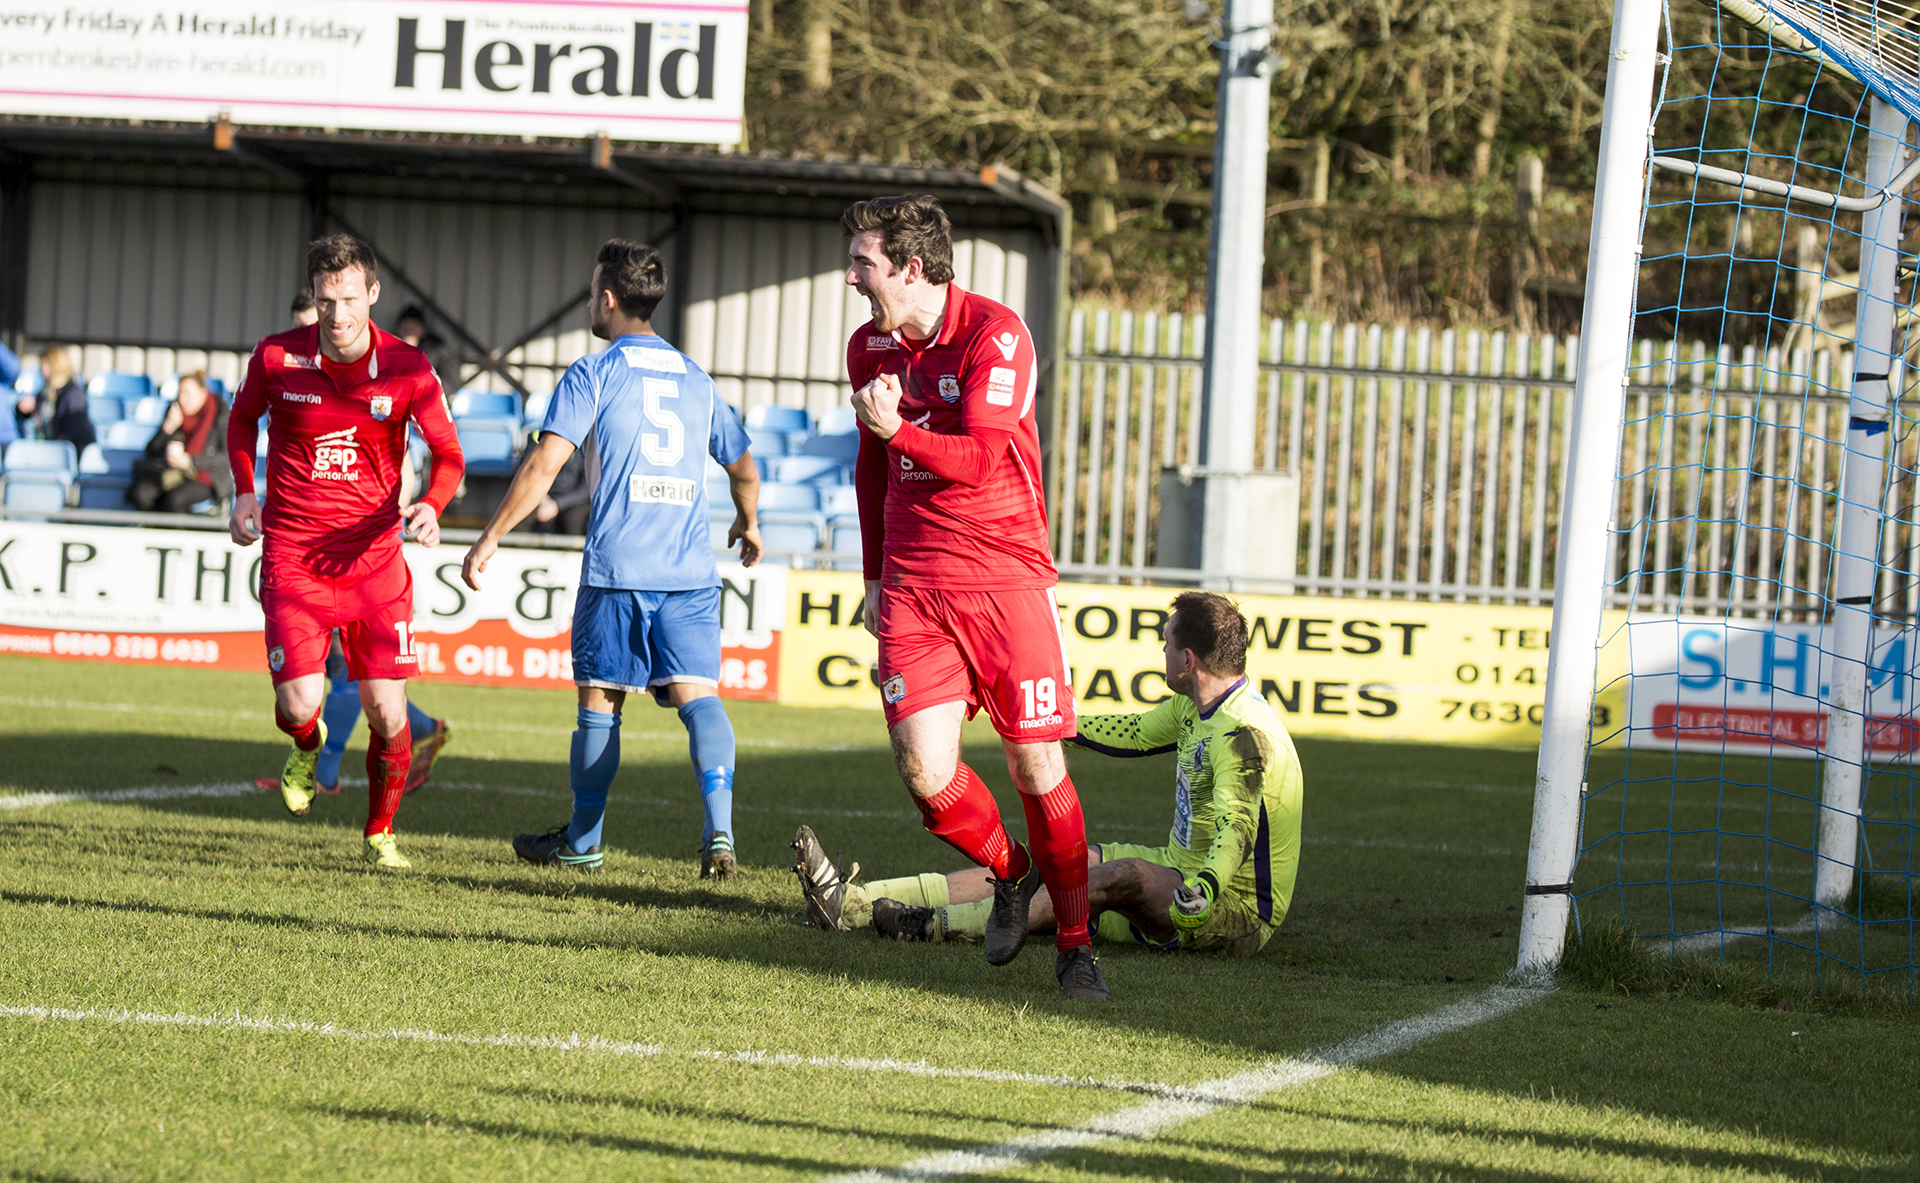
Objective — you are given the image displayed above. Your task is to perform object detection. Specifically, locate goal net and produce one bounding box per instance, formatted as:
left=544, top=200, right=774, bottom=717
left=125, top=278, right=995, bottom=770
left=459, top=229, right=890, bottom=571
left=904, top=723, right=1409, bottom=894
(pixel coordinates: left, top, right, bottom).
left=1523, top=0, right=1917, bottom=1000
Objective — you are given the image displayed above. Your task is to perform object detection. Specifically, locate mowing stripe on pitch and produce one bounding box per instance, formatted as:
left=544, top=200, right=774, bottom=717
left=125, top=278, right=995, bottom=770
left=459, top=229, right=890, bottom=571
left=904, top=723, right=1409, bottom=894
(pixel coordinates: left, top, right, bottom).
left=825, top=986, right=1547, bottom=1183
left=0, top=1003, right=1211, bottom=1100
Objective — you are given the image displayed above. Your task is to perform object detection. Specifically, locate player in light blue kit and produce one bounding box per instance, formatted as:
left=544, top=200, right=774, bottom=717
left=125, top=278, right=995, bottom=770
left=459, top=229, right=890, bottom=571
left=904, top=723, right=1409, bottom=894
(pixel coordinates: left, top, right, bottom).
left=462, top=239, right=763, bottom=880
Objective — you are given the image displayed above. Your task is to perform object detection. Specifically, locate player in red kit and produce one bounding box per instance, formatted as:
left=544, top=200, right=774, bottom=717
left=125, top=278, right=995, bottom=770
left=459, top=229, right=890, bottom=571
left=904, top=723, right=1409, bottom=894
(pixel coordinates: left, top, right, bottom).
left=227, top=234, right=464, bottom=869
left=790, top=194, right=1107, bottom=1001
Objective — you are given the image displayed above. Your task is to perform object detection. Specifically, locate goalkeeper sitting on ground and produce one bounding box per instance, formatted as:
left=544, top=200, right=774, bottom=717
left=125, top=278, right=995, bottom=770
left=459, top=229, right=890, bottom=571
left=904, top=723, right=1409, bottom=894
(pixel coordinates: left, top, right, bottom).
left=792, top=590, right=1302, bottom=956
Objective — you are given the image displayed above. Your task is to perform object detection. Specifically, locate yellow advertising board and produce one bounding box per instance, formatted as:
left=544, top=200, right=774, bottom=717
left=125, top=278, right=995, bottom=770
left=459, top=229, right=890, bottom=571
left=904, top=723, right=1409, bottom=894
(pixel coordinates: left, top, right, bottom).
left=780, top=572, right=1570, bottom=745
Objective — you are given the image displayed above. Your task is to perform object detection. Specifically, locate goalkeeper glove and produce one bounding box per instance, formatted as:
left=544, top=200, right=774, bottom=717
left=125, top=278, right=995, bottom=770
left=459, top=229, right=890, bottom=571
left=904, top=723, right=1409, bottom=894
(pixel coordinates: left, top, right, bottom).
left=1170, top=871, right=1219, bottom=931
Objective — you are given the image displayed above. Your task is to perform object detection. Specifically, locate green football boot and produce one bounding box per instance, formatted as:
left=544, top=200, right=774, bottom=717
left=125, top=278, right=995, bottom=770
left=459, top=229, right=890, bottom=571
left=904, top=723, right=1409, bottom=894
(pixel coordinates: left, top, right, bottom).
left=279, top=718, right=328, bottom=818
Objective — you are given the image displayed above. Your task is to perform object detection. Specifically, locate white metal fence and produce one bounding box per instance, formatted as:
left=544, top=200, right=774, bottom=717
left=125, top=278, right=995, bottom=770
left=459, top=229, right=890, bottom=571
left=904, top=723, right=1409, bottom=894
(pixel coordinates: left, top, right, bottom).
left=1053, top=309, right=1920, bottom=613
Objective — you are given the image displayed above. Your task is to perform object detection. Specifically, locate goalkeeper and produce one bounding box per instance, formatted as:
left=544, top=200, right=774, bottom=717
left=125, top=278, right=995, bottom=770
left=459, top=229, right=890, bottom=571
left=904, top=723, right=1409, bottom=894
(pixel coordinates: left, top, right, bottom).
left=792, top=591, right=1302, bottom=955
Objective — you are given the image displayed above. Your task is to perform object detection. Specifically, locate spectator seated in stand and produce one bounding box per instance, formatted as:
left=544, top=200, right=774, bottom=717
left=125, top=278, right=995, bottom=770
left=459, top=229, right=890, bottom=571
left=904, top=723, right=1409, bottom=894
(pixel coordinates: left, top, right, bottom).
left=0, top=341, right=17, bottom=447
left=16, top=344, right=95, bottom=450
left=129, top=370, right=230, bottom=512
left=528, top=436, right=594, bottom=536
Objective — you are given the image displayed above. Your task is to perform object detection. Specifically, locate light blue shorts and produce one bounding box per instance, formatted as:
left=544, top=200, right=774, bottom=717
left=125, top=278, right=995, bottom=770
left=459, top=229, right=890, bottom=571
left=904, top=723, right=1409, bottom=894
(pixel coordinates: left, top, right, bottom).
left=572, top=585, right=722, bottom=699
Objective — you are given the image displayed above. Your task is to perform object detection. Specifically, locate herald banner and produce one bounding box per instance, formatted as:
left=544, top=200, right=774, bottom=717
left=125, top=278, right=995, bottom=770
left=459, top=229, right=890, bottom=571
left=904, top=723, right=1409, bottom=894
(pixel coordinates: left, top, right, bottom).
left=0, top=0, right=747, bottom=143
left=0, top=521, right=782, bottom=698
left=1619, top=615, right=1920, bottom=760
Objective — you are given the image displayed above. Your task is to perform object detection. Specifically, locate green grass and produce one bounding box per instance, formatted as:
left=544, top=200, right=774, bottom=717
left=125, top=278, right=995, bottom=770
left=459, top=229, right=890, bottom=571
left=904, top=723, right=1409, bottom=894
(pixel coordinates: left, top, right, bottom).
left=1, top=654, right=1916, bottom=1181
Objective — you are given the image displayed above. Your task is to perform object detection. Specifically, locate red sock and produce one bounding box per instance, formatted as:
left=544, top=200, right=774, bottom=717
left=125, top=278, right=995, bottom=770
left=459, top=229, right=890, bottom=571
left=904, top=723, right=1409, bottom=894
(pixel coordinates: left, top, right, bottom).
left=1022, top=775, right=1091, bottom=950
left=364, top=723, right=412, bottom=837
left=275, top=705, right=322, bottom=753
left=914, top=763, right=1029, bottom=880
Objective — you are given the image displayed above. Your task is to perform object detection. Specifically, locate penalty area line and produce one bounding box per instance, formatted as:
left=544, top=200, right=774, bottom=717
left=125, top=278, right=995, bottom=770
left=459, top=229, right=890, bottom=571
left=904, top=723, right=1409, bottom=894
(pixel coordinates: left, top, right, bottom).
left=0, top=1003, right=1209, bottom=1101
left=825, top=985, right=1547, bottom=1183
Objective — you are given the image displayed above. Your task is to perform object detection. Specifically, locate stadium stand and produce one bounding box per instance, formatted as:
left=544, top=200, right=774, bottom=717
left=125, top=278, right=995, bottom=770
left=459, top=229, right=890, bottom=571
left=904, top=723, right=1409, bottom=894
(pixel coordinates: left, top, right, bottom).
left=450, top=389, right=521, bottom=428
left=772, top=455, right=847, bottom=486
left=87, top=396, right=126, bottom=426
left=457, top=421, right=519, bottom=478
left=128, top=397, right=168, bottom=427
left=100, top=420, right=148, bottom=450
left=88, top=372, right=154, bottom=400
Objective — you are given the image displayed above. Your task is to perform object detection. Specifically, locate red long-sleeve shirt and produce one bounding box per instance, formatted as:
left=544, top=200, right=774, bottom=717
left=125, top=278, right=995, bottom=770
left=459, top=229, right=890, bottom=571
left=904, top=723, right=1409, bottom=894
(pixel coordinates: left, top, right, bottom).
left=846, top=284, right=1055, bottom=590
left=228, top=324, right=463, bottom=571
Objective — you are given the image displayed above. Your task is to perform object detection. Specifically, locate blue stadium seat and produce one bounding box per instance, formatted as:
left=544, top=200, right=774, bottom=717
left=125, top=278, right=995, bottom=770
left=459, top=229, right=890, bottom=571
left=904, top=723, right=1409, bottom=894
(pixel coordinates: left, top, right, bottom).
left=129, top=396, right=168, bottom=427
left=828, top=516, right=864, bottom=571
left=88, top=396, right=126, bottom=425
left=758, top=483, right=821, bottom=513
left=745, top=427, right=792, bottom=458
left=457, top=422, right=519, bottom=477
left=451, top=389, right=520, bottom=425
left=756, top=519, right=822, bottom=565
left=772, top=455, right=848, bottom=486
left=801, top=431, right=860, bottom=461
left=77, top=445, right=144, bottom=507
left=2, top=439, right=78, bottom=511
left=746, top=404, right=811, bottom=437
left=817, top=406, right=858, bottom=436
left=523, top=390, right=552, bottom=425
left=822, top=485, right=860, bottom=517
left=101, top=420, right=150, bottom=449
left=204, top=377, right=229, bottom=402
left=90, top=372, right=154, bottom=399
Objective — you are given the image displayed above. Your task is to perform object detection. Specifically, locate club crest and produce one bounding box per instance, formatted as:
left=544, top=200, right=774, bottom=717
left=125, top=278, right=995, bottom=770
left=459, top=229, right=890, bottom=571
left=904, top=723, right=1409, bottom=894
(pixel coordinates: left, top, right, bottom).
left=882, top=673, right=907, bottom=704
left=938, top=375, right=960, bottom=402
left=368, top=395, right=393, bottom=421
left=268, top=646, right=285, bottom=672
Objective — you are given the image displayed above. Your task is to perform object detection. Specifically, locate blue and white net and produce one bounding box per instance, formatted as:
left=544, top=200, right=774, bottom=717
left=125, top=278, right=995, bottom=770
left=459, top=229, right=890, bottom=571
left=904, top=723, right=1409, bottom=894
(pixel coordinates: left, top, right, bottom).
left=1579, top=0, right=1917, bottom=1000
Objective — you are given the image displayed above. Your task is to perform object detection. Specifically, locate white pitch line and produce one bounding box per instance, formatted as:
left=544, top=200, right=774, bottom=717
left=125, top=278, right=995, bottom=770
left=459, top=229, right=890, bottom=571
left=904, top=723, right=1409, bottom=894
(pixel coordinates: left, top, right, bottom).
left=0, top=1003, right=1210, bottom=1100
left=0, top=782, right=257, bottom=810
left=825, top=985, right=1546, bottom=1183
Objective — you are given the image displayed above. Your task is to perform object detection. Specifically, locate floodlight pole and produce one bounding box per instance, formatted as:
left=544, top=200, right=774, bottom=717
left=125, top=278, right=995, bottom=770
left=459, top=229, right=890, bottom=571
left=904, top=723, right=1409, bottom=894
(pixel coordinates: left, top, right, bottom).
left=1197, top=0, right=1274, bottom=584
left=1514, top=0, right=1662, bottom=978
left=1816, top=96, right=1908, bottom=911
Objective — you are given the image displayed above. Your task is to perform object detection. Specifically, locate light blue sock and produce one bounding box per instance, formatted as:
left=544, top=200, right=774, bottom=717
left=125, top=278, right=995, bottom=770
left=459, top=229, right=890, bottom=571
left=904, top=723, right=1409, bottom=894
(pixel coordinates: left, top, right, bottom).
left=405, top=699, right=434, bottom=735
left=317, top=675, right=361, bottom=788
left=566, top=707, right=620, bottom=852
left=678, top=696, right=735, bottom=846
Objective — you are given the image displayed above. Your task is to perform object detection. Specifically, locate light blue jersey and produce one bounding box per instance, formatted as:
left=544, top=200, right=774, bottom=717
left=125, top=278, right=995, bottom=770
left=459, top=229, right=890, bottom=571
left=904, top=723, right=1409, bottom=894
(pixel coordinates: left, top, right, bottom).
left=542, top=334, right=749, bottom=591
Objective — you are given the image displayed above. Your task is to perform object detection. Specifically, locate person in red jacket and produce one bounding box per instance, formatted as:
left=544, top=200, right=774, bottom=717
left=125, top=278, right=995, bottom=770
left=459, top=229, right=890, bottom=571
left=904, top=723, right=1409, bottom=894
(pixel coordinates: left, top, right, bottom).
left=794, top=194, right=1106, bottom=1001
left=226, top=234, right=464, bottom=869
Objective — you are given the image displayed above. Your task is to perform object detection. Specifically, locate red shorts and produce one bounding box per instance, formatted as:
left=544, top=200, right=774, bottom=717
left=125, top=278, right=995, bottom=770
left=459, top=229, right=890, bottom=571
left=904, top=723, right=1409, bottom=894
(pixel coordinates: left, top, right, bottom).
left=260, top=547, right=417, bottom=685
left=875, top=585, right=1076, bottom=742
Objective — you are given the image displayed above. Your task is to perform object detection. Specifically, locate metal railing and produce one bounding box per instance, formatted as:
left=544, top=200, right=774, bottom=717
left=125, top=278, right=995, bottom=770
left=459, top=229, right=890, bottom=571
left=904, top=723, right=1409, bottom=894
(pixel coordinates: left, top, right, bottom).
left=1052, top=308, right=1915, bottom=612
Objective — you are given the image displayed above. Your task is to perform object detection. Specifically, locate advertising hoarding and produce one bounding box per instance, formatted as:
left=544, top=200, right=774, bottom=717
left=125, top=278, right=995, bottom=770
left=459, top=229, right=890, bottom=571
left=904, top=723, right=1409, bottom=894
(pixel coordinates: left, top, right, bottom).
left=0, top=1, right=747, bottom=143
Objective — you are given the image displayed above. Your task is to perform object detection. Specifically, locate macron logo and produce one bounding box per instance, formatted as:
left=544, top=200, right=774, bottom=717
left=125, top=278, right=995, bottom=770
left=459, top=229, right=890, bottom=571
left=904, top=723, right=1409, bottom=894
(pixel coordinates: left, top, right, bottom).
left=281, top=391, right=321, bottom=404
left=994, top=331, right=1019, bottom=360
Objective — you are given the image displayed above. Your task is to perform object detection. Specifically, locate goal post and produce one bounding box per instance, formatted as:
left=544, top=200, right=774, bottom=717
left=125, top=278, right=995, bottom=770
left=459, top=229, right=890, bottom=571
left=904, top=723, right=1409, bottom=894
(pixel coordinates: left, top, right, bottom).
left=1514, top=0, right=1664, bottom=977
left=1816, top=95, right=1908, bottom=911
left=1518, top=0, right=1920, bottom=995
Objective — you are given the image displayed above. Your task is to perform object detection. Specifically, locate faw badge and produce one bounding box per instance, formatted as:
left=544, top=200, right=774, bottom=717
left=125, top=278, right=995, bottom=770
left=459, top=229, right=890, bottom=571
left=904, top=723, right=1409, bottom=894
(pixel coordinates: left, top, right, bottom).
left=368, top=395, right=393, bottom=421
left=268, top=646, right=286, bottom=672
left=937, top=375, right=961, bottom=402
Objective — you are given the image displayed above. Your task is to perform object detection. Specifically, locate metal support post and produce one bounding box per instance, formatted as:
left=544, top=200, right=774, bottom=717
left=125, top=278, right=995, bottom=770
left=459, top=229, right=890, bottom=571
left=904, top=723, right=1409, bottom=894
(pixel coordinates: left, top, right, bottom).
left=1816, top=96, right=1909, bottom=911
left=1515, top=0, right=1662, bottom=977
left=1197, top=0, right=1275, bottom=584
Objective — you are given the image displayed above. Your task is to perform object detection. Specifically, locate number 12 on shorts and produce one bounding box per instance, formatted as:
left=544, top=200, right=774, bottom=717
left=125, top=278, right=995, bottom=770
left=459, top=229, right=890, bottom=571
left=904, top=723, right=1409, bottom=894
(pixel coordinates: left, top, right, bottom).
left=1019, top=677, right=1057, bottom=719
left=393, top=621, right=418, bottom=659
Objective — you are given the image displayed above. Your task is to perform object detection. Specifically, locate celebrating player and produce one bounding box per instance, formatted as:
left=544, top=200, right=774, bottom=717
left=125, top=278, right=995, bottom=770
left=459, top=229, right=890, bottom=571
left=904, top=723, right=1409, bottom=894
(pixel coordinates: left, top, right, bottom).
left=829, top=194, right=1104, bottom=1001
left=462, top=239, right=762, bottom=880
left=227, top=234, right=464, bottom=870
left=795, top=592, right=1303, bottom=956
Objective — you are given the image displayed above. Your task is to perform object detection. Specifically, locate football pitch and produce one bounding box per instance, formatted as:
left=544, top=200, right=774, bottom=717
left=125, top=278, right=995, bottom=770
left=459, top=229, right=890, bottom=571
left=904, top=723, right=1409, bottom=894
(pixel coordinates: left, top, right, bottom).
left=1, top=655, right=1915, bottom=1182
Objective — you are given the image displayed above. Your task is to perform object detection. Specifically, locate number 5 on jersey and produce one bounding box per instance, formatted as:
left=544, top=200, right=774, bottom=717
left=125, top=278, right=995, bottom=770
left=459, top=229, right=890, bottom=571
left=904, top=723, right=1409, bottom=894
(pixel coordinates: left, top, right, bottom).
left=642, top=377, right=684, bottom=466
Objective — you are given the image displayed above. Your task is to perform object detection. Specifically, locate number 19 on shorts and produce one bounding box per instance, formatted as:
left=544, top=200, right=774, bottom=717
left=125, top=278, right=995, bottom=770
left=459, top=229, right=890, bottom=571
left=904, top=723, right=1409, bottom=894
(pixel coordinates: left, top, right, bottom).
left=1019, top=677, right=1057, bottom=721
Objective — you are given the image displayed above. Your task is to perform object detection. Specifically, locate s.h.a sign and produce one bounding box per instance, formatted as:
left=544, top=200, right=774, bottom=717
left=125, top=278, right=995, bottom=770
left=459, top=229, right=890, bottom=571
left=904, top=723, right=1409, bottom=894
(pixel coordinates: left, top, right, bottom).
left=0, top=1, right=746, bottom=143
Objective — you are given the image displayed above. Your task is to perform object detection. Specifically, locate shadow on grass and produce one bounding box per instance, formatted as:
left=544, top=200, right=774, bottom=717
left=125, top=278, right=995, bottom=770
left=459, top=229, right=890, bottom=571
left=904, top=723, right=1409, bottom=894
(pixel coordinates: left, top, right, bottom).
left=477, top=1085, right=1002, bottom=1151
left=319, top=1102, right=868, bottom=1172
